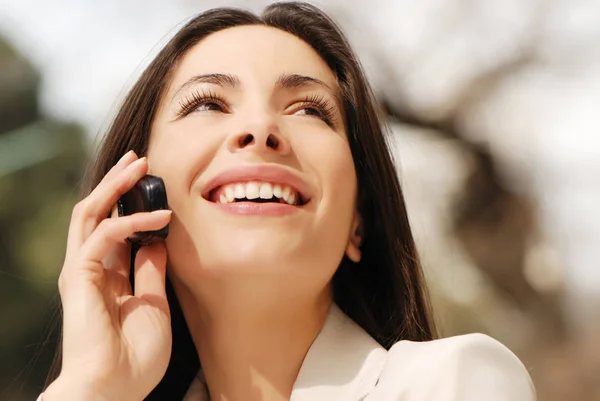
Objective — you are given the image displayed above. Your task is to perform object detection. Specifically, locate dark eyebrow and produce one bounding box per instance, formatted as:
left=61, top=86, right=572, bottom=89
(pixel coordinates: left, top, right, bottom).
left=171, top=73, right=240, bottom=101
left=275, top=73, right=337, bottom=99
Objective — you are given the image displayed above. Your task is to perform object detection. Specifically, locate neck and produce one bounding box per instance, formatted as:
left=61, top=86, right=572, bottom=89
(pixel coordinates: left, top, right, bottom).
left=174, top=278, right=332, bottom=401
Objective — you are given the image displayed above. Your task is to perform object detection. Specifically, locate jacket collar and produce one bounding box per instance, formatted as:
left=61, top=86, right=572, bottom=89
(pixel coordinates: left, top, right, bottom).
left=183, top=303, right=387, bottom=401
left=290, top=302, right=388, bottom=400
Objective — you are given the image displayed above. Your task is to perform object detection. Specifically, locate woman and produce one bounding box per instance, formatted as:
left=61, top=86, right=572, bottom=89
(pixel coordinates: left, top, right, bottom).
left=39, top=2, right=536, bottom=400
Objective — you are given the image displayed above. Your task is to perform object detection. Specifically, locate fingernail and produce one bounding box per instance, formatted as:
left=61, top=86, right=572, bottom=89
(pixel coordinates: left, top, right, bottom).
left=151, top=209, right=172, bottom=217
left=126, top=156, right=147, bottom=170
left=116, top=150, right=135, bottom=166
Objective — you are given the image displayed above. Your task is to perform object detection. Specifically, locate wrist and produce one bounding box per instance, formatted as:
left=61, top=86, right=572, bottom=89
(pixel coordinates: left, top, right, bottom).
left=42, top=374, right=116, bottom=401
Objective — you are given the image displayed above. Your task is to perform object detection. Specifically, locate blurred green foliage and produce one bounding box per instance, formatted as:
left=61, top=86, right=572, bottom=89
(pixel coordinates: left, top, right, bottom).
left=0, top=36, right=89, bottom=400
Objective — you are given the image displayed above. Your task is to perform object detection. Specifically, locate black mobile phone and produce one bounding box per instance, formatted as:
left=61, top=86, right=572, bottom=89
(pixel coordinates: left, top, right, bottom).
left=117, top=174, right=169, bottom=246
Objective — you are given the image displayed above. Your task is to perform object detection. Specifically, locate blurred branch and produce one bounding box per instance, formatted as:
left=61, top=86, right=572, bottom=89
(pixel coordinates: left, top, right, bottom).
left=379, top=44, right=568, bottom=345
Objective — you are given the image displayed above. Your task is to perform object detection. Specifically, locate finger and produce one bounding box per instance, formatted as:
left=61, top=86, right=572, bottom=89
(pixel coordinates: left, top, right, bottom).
left=65, top=151, right=137, bottom=256
left=103, top=232, right=132, bottom=281
left=110, top=203, right=119, bottom=218
left=70, top=157, right=149, bottom=250
left=133, top=242, right=168, bottom=302
left=102, top=203, right=132, bottom=281
left=100, top=150, right=137, bottom=184
left=85, top=156, right=148, bottom=229
left=79, top=209, right=172, bottom=267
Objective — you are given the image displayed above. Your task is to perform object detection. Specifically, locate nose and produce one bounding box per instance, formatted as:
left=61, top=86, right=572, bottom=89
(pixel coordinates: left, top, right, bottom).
left=227, top=116, right=291, bottom=156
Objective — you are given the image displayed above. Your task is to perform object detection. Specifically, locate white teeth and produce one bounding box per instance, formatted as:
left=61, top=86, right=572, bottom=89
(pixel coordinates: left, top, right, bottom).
left=245, top=182, right=260, bottom=199
left=286, top=192, right=296, bottom=205
left=282, top=186, right=291, bottom=201
left=234, top=183, right=245, bottom=199
left=225, top=186, right=235, bottom=203
left=215, top=182, right=300, bottom=205
left=259, top=182, right=274, bottom=199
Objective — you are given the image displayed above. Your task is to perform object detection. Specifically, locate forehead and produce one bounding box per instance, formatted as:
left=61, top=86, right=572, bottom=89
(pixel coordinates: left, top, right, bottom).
left=167, top=25, right=338, bottom=93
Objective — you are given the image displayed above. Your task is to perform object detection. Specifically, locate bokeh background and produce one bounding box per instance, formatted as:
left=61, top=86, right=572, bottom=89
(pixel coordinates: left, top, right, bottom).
left=1, top=1, right=599, bottom=400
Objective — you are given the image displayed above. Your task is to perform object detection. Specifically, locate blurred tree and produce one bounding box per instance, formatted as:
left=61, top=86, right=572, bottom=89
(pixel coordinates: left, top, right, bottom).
left=0, top=37, right=38, bottom=133
left=382, top=96, right=568, bottom=347
left=0, top=36, right=88, bottom=401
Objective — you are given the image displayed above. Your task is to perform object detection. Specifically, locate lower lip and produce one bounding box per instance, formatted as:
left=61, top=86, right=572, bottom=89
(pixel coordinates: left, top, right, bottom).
left=210, top=201, right=301, bottom=216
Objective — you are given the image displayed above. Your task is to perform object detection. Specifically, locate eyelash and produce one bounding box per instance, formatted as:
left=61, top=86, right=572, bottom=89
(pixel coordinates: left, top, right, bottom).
left=177, top=89, right=226, bottom=117
left=295, top=93, right=337, bottom=127
left=176, top=90, right=338, bottom=127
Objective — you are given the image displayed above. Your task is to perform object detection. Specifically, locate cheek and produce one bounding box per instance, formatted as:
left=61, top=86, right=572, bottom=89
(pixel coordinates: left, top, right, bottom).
left=302, top=131, right=357, bottom=213
left=146, top=123, right=221, bottom=270
left=149, top=125, right=199, bottom=178
left=293, top=131, right=358, bottom=259
left=147, top=119, right=224, bottom=205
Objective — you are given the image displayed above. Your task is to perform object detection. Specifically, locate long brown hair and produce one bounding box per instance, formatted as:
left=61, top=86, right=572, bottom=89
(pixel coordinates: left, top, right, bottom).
left=45, top=2, right=437, bottom=399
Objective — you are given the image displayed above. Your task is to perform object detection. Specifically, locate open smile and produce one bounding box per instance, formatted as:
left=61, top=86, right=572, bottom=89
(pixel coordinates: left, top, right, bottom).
left=201, top=164, right=313, bottom=214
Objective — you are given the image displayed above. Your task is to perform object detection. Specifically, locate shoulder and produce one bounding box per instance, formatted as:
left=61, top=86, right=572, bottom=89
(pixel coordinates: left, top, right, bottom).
left=367, top=333, right=536, bottom=401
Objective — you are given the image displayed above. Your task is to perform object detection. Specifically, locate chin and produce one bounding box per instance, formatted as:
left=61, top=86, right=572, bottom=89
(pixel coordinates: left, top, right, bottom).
left=193, top=232, right=302, bottom=274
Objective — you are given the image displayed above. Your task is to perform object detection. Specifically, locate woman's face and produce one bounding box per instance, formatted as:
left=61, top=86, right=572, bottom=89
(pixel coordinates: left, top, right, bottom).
left=148, top=25, right=361, bottom=297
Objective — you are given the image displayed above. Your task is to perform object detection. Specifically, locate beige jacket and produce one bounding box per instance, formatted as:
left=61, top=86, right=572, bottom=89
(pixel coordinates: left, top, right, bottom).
left=38, top=303, right=536, bottom=400
left=183, top=303, right=536, bottom=401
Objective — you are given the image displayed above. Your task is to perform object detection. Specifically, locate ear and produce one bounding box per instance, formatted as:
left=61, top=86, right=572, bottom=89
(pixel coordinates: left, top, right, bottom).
left=345, top=211, right=363, bottom=263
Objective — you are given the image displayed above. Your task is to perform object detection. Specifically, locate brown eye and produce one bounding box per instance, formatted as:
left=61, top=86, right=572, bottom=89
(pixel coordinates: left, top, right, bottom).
left=295, top=107, right=323, bottom=118
left=292, top=95, right=336, bottom=127
left=196, top=102, right=224, bottom=112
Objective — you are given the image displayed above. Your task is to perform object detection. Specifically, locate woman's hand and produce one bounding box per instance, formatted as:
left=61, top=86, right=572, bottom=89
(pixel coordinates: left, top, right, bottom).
left=44, top=151, right=173, bottom=401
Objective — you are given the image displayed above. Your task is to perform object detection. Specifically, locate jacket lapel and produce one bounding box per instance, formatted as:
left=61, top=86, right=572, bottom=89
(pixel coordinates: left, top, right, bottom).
left=290, top=303, right=387, bottom=401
